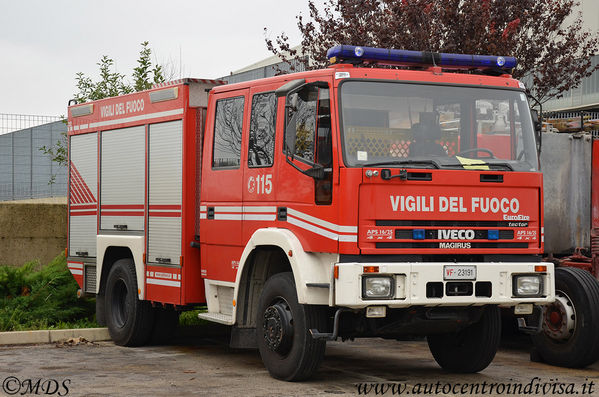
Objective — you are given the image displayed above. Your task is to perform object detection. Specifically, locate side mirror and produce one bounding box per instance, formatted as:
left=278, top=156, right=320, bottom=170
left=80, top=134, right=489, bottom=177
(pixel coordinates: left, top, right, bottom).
left=275, top=79, right=305, bottom=98
left=527, top=92, right=542, bottom=153
left=530, top=109, right=542, bottom=133
left=530, top=108, right=542, bottom=152
left=283, top=83, right=322, bottom=161
left=284, top=93, right=299, bottom=157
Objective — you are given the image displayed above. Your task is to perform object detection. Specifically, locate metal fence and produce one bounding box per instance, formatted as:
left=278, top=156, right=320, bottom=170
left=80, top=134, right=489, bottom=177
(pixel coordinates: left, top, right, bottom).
left=0, top=113, right=63, bottom=136
left=0, top=119, right=67, bottom=201
left=543, top=110, right=599, bottom=134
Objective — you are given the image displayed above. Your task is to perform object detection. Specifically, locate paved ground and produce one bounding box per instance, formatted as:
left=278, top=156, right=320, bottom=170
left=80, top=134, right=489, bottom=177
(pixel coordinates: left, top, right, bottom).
left=0, top=330, right=597, bottom=397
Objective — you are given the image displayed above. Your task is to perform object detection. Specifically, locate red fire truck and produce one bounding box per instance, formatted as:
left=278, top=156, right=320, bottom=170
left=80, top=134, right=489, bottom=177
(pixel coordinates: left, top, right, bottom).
left=67, top=45, right=560, bottom=380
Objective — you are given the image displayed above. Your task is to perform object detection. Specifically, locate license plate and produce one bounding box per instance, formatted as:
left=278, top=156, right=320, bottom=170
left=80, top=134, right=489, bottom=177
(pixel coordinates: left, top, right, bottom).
left=444, top=265, right=476, bottom=280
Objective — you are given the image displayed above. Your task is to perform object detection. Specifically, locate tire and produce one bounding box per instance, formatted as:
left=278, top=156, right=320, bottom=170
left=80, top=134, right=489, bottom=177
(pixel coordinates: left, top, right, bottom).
left=427, top=305, right=501, bottom=373
left=150, top=306, right=179, bottom=345
left=256, top=272, right=327, bottom=381
left=95, top=293, right=106, bottom=327
left=531, top=267, right=599, bottom=368
left=105, top=259, right=155, bottom=346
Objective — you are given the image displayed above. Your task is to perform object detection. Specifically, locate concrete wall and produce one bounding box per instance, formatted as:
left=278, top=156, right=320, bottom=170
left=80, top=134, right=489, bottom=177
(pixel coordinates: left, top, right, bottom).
left=0, top=201, right=66, bottom=266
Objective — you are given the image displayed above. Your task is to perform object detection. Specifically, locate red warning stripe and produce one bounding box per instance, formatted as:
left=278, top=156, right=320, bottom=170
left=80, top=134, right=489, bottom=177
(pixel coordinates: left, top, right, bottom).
left=69, top=162, right=96, bottom=205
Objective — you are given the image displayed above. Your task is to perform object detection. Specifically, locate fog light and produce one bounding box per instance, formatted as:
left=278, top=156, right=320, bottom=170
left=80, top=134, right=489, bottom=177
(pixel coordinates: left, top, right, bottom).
left=366, top=306, right=387, bottom=318
left=513, top=275, right=542, bottom=297
left=362, top=276, right=394, bottom=299
left=514, top=303, right=533, bottom=315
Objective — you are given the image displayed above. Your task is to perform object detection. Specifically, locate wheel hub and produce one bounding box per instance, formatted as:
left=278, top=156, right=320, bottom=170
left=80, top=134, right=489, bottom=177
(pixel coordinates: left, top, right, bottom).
left=542, top=291, right=576, bottom=341
left=263, top=300, right=294, bottom=354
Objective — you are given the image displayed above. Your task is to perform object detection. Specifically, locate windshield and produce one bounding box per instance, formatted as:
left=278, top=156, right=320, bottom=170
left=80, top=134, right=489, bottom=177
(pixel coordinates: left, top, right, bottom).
left=339, top=81, right=538, bottom=171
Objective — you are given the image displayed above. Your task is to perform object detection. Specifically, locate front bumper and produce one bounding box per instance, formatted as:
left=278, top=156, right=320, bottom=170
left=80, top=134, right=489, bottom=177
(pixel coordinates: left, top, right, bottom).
left=334, top=262, right=554, bottom=308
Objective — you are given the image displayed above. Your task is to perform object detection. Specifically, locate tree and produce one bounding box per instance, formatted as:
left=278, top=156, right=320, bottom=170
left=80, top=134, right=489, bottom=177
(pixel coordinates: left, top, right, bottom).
left=132, top=41, right=166, bottom=92
left=42, top=42, right=166, bottom=179
left=265, top=0, right=599, bottom=103
left=73, top=41, right=165, bottom=103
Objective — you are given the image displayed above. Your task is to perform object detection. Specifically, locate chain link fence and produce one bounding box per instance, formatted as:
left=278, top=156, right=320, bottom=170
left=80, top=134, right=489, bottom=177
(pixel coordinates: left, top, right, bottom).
left=0, top=115, right=67, bottom=201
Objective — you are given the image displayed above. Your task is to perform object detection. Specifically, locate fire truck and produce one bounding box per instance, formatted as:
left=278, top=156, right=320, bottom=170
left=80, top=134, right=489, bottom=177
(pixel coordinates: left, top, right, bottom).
left=67, top=45, right=558, bottom=380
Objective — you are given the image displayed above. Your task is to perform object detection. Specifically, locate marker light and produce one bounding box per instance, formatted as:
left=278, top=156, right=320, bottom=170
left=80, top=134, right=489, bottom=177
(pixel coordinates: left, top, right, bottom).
left=363, top=266, right=379, bottom=273
left=150, top=87, right=178, bottom=103
left=326, top=45, right=517, bottom=71
left=71, top=104, right=94, bottom=117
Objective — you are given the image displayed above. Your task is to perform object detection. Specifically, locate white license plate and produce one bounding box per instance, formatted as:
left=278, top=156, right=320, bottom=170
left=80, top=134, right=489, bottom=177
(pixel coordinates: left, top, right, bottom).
left=444, top=265, right=476, bottom=280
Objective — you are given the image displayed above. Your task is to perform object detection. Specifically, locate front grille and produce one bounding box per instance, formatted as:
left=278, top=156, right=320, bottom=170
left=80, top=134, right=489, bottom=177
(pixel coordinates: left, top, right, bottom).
left=395, top=229, right=514, bottom=240
left=84, top=265, right=96, bottom=294
left=370, top=219, right=533, bottom=250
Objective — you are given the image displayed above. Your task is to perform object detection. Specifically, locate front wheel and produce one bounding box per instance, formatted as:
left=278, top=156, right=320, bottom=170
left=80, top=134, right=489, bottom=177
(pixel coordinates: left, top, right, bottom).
left=427, top=305, right=501, bottom=373
left=105, top=258, right=155, bottom=346
left=256, top=272, right=327, bottom=381
left=531, top=267, right=599, bottom=367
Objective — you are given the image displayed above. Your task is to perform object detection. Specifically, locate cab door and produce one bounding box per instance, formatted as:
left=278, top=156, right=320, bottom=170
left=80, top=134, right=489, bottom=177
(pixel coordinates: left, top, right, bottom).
left=242, top=88, right=279, bottom=242
left=276, top=79, right=336, bottom=252
left=200, top=89, right=249, bottom=282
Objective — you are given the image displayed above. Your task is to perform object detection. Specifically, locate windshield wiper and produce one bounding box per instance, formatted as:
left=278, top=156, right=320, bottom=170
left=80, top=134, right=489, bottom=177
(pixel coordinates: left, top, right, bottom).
left=444, top=161, right=514, bottom=171
left=361, top=159, right=440, bottom=169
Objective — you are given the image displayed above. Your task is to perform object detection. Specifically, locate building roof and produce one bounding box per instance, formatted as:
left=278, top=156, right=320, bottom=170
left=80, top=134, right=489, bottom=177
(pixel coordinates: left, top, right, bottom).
left=230, top=45, right=303, bottom=75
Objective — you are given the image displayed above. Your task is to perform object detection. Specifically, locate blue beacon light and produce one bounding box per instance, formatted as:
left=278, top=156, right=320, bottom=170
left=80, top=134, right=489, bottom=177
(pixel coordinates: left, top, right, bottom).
left=327, top=45, right=517, bottom=70
left=412, top=229, right=426, bottom=240
left=487, top=230, right=500, bottom=240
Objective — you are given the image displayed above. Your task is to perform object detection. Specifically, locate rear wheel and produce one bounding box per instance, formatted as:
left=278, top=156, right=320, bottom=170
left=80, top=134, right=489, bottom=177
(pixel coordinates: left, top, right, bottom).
left=105, top=259, right=155, bottom=346
left=256, top=272, right=327, bottom=381
left=531, top=267, right=599, bottom=367
left=427, top=305, right=501, bottom=373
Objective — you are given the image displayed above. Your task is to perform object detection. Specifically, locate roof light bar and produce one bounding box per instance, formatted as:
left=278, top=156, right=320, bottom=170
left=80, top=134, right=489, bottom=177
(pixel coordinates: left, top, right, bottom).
left=327, top=45, right=517, bottom=71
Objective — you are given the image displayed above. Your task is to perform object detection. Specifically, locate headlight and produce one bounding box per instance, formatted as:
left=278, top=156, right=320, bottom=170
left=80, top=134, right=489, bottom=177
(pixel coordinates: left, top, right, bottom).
left=362, top=276, right=394, bottom=299
left=513, top=275, right=543, bottom=297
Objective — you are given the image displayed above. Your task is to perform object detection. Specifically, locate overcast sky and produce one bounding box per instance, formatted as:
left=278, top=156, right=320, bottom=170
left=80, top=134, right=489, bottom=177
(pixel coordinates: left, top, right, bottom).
left=0, top=0, right=322, bottom=117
